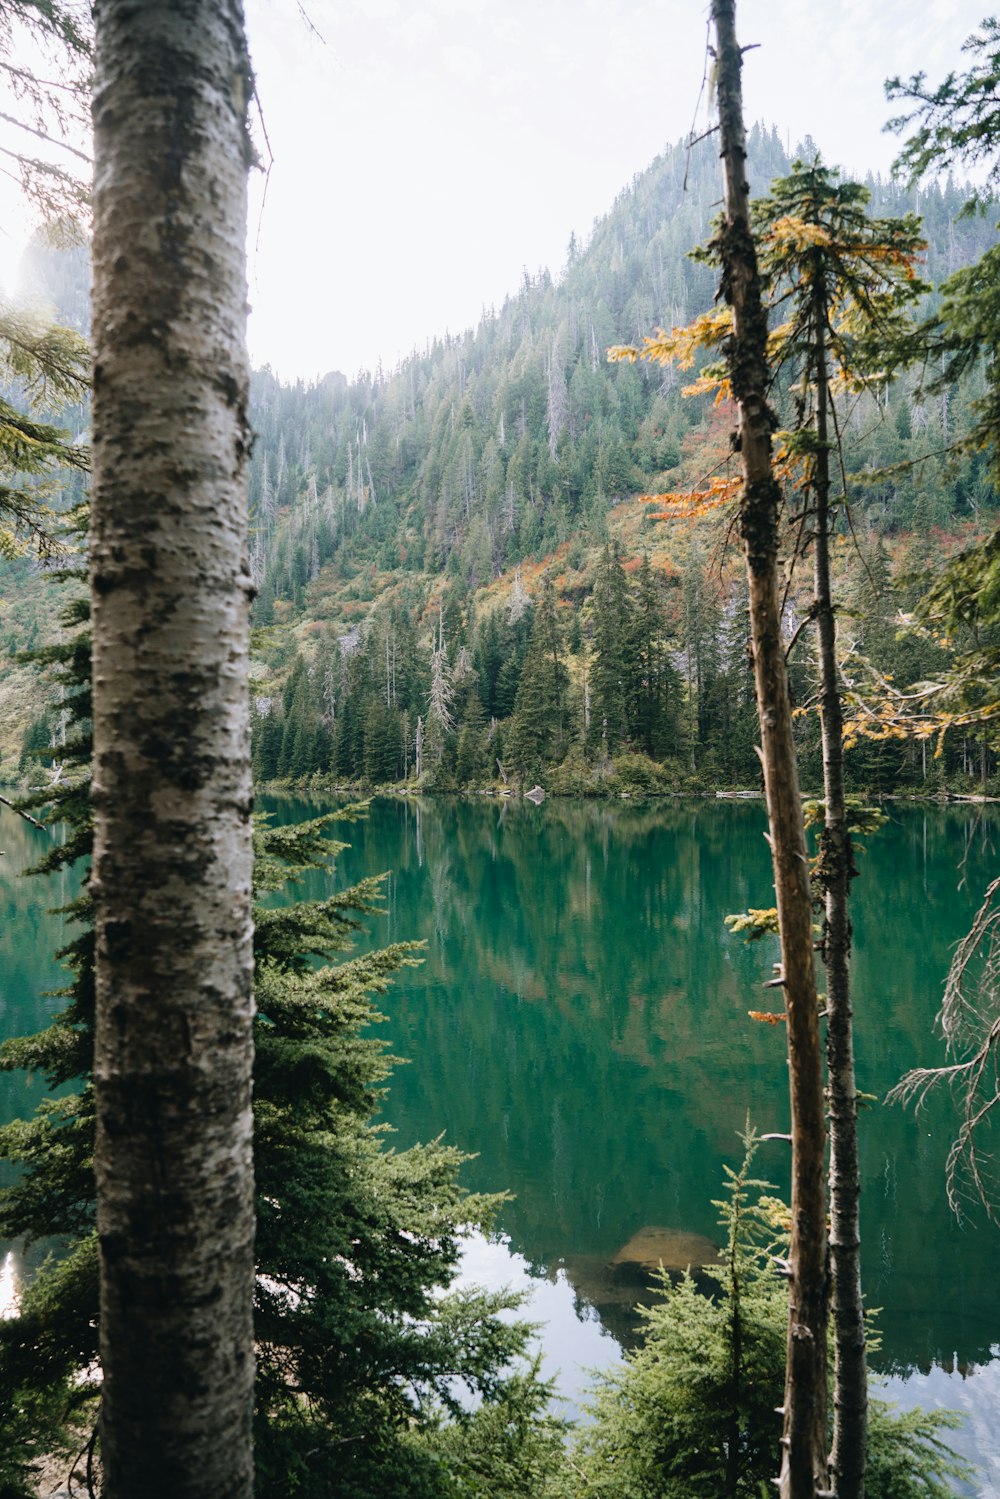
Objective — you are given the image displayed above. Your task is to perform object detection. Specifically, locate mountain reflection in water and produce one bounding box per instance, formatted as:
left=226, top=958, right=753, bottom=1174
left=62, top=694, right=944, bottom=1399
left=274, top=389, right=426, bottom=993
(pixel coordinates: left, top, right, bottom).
left=5, top=794, right=1000, bottom=1489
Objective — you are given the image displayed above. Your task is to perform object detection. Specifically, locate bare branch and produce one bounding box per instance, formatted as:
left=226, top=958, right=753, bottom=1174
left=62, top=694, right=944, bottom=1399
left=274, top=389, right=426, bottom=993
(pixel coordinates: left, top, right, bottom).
left=0, top=792, right=47, bottom=830
left=0, top=105, right=91, bottom=163
left=889, top=875, right=1000, bottom=1220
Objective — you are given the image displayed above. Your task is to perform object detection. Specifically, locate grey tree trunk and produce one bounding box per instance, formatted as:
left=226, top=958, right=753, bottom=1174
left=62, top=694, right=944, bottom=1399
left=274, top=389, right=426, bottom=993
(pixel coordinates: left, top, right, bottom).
left=812, top=279, right=867, bottom=1499
left=90, top=5, right=255, bottom=1497
left=711, top=5, right=829, bottom=1496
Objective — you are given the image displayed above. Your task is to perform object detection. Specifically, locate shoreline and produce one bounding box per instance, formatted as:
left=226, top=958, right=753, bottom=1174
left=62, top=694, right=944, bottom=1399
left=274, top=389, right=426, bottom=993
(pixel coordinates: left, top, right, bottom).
left=253, top=780, right=1000, bottom=806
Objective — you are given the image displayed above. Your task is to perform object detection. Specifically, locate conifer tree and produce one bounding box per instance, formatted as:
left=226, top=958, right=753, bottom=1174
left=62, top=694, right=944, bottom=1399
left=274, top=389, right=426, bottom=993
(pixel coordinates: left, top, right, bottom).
left=333, top=687, right=365, bottom=781
left=455, top=682, right=488, bottom=786
left=0, top=585, right=97, bottom=1499
left=0, top=302, right=89, bottom=557
left=710, top=579, right=758, bottom=784
left=251, top=706, right=283, bottom=783
left=576, top=1135, right=788, bottom=1498
left=507, top=578, right=568, bottom=781
left=574, top=1135, right=970, bottom=1499
left=1, top=611, right=558, bottom=1498
left=628, top=554, right=680, bottom=760
left=428, top=613, right=456, bottom=734
left=363, top=695, right=401, bottom=782
left=0, top=0, right=91, bottom=223
left=882, top=16, right=1000, bottom=729
left=677, top=539, right=728, bottom=770
left=751, top=158, right=926, bottom=1499
left=589, top=541, right=632, bottom=757
left=611, top=21, right=832, bottom=1489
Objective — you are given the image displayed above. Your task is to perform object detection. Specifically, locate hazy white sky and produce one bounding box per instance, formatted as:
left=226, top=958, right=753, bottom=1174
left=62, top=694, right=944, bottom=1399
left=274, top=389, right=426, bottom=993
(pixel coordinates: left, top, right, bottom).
left=243, top=0, right=990, bottom=381
left=0, top=1, right=991, bottom=382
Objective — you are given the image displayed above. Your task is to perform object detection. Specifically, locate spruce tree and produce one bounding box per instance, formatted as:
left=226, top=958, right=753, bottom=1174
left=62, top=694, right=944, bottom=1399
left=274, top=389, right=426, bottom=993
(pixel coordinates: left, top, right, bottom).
left=455, top=684, right=488, bottom=786
left=628, top=554, right=680, bottom=761
left=751, top=158, right=926, bottom=1499
left=574, top=1136, right=970, bottom=1499
left=333, top=689, right=365, bottom=781
left=362, top=696, right=401, bottom=783
left=1, top=615, right=556, bottom=1498
left=589, top=542, right=632, bottom=758
left=507, top=579, right=568, bottom=782
left=251, top=708, right=283, bottom=783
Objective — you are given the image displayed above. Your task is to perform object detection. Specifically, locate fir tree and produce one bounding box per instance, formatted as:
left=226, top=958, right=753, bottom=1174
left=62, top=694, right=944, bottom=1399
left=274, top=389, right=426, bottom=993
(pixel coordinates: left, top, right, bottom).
left=0, top=619, right=556, bottom=1498
left=250, top=705, right=283, bottom=784
left=751, top=158, right=927, bottom=1498
left=588, top=542, right=632, bottom=757
left=573, top=1134, right=970, bottom=1499
left=506, top=579, right=568, bottom=783
left=455, top=683, right=488, bottom=787
left=628, top=553, right=680, bottom=760
left=362, top=695, right=401, bottom=783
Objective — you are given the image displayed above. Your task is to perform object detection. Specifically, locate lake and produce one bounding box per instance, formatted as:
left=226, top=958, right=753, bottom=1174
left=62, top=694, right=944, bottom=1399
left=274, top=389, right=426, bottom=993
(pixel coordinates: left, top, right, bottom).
left=3, top=794, right=1000, bottom=1485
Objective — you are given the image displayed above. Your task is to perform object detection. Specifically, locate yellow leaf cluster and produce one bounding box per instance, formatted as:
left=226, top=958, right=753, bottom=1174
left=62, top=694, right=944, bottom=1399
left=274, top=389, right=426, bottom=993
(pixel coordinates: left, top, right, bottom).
left=640, top=473, right=741, bottom=519
left=725, top=906, right=780, bottom=939
left=843, top=696, right=1000, bottom=755
left=607, top=307, right=732, bottom=370
left=767, top=214, right=832, bottom=251
left=851, top=242, right=924, bottom=273
left=765, top=321, right=794, bottom=358
left=681, top=372, right=732, bottom=404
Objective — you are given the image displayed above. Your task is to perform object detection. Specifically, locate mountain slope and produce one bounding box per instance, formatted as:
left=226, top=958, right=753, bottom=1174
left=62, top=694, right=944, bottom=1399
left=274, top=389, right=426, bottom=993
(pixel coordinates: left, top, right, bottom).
left=4, top=130, right=996, bottom=792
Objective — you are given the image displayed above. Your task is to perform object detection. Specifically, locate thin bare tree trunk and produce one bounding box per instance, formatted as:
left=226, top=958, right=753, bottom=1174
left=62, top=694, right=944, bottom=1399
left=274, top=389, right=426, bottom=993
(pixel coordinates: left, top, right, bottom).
left=90, top=5, right=255, bottom=1497
left=812, top=277, right=867, bottom=1499
left=711, top=5, right=828, bottom=1496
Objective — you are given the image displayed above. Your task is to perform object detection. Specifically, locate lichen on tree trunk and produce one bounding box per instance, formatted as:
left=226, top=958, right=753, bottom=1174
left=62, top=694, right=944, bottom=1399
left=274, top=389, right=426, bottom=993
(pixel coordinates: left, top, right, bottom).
left=710, top=4, right=829, bottom=1496
left=90, top=4, right=256, bottom=1496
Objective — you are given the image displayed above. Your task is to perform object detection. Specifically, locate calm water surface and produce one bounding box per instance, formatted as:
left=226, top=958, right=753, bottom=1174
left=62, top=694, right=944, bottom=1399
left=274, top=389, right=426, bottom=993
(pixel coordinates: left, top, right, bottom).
left=3, top=796, right=999, bottom=1485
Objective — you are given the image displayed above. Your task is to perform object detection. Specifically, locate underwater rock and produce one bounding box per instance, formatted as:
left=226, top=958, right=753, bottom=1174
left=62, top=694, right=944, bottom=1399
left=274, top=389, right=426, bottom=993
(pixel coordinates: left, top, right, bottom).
left=558, top=1230, right=724, bottom=1350
left=610, top=1225, right=722, bottom=1272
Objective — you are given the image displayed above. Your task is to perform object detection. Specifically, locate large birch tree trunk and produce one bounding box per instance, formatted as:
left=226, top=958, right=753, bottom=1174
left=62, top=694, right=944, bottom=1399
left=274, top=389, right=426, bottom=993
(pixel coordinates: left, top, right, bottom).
left=90, top=5, right=256, bottom=1496
left=710, top=5, right=829, bottom=1496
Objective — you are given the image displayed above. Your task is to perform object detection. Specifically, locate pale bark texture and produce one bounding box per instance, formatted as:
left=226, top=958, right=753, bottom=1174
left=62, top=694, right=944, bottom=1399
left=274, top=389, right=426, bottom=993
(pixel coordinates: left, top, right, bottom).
left=812, top=283, right=867, bottom=1499
left=90, top=5, right=255, bottom=1497
left=710, top=4, right=829, bottom=1496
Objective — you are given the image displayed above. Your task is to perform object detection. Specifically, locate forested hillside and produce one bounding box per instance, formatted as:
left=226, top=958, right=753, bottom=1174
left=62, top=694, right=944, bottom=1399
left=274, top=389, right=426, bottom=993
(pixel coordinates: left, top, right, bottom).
left=236, top=129, right=997, bottom=794
left=10, top=129, right=998, bottom=793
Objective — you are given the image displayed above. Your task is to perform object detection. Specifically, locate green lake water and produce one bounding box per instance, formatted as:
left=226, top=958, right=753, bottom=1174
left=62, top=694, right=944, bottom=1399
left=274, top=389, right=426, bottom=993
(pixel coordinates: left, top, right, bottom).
left=3, top=795, right=1000, bottom=1483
